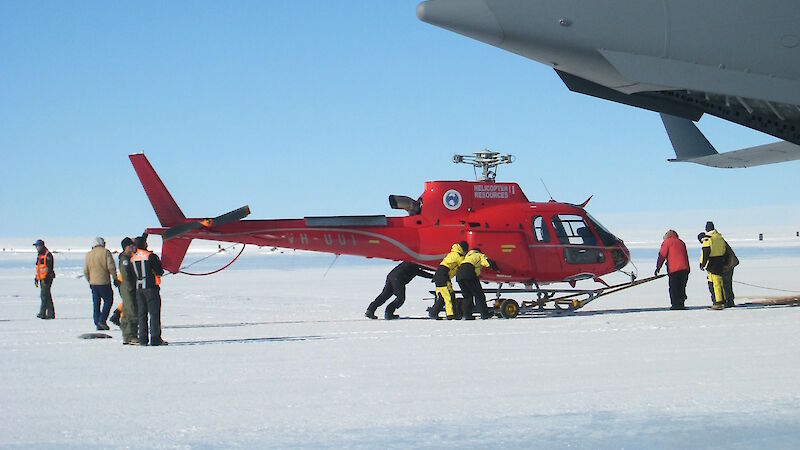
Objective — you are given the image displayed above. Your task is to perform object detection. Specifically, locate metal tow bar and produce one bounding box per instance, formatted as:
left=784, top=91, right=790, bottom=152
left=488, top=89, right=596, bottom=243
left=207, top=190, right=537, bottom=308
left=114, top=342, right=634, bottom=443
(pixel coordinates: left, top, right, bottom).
left=483, top=274, right=666, bottom=318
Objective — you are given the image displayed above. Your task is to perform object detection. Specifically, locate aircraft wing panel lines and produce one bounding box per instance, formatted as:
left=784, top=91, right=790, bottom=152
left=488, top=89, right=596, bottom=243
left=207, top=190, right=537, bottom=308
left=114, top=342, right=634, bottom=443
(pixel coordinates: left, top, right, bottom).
left=599, top=49, right=800, bottom=106
left=679, top=142, right=800, bottom=168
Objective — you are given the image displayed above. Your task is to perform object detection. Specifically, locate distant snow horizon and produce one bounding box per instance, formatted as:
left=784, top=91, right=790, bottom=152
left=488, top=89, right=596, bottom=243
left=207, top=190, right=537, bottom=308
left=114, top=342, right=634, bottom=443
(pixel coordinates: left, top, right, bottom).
left=3, top=231, right=799, bottom=255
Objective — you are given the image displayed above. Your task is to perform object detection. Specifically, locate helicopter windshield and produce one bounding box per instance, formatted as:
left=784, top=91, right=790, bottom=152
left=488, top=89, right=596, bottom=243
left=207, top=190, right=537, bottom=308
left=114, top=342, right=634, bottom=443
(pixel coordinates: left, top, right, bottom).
left=585, top=212, right=620, bottom=247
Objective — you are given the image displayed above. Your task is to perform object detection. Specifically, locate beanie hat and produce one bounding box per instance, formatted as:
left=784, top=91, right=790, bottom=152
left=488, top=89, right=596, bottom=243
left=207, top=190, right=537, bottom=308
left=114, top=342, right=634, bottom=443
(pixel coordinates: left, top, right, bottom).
left=458, top=241, right=469, bottom=253
left=92, top=237, right=105, bottom=247
left=121, top=237, right=133, bottom=250
left=705, top=221, right=715, bottom=232
left=697, top=232, right=707, bottom=243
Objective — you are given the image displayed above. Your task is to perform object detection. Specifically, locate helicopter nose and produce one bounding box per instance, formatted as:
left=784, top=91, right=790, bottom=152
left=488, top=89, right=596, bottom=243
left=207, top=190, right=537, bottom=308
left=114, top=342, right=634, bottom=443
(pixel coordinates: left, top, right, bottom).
left=416, top=0, right=505, bottom=46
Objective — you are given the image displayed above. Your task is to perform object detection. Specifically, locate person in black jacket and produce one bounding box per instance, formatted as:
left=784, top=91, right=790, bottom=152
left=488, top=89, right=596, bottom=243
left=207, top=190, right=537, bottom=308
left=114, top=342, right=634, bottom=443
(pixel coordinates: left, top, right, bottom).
left=131, top=236, right=167, bottom=346
left=366, top=262, right=434, bottom=320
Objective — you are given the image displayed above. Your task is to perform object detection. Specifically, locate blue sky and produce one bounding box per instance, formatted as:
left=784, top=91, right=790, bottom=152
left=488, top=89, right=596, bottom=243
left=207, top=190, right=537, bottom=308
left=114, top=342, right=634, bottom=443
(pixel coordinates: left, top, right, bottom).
left=2, top=1, right=798, bottom=240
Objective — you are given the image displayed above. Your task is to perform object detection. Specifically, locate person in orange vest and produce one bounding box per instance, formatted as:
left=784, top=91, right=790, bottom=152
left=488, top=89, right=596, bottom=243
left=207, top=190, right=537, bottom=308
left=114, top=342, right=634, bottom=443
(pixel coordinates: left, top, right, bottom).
left=131, top=235, right=167, bottom=346
left=33, top=239, right=55, bottom=319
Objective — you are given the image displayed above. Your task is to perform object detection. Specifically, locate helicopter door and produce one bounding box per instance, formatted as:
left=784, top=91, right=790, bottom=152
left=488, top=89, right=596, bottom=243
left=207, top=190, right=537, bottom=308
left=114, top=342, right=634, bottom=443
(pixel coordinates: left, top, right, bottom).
left=468, top=230, right=532, bottom=279
left=529, top=215, right=563, bottom=280
left=551, top=214, right=605, bottom=266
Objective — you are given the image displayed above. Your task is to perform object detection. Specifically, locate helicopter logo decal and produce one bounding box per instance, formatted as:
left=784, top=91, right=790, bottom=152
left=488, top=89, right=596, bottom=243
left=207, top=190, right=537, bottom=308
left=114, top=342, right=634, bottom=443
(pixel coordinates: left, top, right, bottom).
left=443, top=189, right=462, bottom=210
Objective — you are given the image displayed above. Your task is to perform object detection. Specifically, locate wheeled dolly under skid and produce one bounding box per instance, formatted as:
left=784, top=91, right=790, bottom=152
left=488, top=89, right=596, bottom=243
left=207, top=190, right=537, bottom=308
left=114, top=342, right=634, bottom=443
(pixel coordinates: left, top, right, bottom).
left=437, top=274, right=664, bottom=319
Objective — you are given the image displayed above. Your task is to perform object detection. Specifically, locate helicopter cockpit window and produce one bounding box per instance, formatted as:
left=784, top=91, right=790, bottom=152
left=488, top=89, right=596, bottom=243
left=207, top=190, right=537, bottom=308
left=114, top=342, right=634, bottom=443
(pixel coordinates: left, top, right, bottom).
left=585, top=212, right=619, bottom=247
left=553, top=214, right=605, bottom=265
left=551, top=215, right=596, bottom=246
left=532, top=216, right=550, bottom=242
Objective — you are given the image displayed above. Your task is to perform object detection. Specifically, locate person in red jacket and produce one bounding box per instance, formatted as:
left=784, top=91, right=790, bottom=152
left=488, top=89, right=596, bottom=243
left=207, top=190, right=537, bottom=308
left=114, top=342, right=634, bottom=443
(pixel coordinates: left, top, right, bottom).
left=655, top=230, right=690, bottom=310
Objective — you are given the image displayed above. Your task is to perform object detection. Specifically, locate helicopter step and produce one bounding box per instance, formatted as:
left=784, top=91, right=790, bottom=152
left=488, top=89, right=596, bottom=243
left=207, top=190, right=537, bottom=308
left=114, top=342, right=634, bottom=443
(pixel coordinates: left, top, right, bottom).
left=430, top=274, right=665, bottom=319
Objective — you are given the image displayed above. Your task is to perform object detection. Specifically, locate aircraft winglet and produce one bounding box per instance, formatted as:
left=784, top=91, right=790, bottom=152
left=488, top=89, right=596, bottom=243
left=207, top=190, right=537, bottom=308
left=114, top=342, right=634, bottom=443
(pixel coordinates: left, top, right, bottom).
left=660, top=114, right=800, bottom=168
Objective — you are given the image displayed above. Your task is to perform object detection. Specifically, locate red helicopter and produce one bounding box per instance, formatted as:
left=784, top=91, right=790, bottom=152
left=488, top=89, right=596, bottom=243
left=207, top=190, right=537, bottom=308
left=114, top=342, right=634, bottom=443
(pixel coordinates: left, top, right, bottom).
left=131, top=152, right=647, bottom=316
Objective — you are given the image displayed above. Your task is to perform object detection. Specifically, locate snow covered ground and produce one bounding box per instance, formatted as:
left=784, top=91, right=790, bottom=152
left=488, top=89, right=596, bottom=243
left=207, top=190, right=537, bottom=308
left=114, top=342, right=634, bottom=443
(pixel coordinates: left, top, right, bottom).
left=1, top=246, right=799, bottom=448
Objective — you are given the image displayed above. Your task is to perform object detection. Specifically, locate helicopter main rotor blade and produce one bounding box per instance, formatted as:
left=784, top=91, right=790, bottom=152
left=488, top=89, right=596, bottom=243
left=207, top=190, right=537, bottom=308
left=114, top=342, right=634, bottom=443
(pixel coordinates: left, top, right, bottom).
left=162, top=205, right=250, bottom=241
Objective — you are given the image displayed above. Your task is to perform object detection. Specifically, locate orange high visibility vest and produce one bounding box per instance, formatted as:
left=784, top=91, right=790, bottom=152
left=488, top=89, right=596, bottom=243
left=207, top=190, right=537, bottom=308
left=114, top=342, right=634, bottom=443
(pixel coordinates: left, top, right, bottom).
left=35, top=251, right=51, bottom=281
left=130, top=249, right=161, bottom=287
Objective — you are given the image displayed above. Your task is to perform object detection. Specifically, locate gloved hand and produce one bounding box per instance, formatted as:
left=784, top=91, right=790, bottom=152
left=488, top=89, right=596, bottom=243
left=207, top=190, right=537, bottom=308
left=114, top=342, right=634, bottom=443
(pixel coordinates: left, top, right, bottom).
left=488, top=259, right=500, bottom=272
left=654, top=269, right=659, bottom=277
left=113, top=278, right=121, bottom=288
left=699, top=262, right=705, bottom=271
left=34, top=278, right=39, bottom=288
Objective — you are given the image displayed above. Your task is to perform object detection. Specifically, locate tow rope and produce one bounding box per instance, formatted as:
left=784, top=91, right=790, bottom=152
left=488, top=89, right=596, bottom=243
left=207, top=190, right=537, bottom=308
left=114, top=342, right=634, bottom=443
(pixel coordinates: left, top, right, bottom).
left=732, top=280, right=800, bottom=294
left=177, top=243, right=246, bottom=276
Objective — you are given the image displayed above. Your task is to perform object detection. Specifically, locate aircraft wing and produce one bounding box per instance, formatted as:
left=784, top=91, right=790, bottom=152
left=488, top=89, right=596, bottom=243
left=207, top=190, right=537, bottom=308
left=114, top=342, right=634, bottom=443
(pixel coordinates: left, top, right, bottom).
left=417, top=0, right=800, bottom=165
left=661, top=114, right=800, bottom=168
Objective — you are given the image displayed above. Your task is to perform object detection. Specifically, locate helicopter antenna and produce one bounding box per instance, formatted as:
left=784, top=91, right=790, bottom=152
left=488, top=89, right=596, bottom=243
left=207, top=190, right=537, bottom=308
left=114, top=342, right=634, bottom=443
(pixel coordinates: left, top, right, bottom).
left=540, top=178, right=555, bottom=201
left=452, top=150, right=515, bottom=182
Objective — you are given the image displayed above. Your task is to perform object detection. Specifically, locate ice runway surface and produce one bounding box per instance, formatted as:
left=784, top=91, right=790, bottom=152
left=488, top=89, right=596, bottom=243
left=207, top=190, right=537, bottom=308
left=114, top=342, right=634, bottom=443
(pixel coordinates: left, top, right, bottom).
left=1, top=248, right=799, bottom=448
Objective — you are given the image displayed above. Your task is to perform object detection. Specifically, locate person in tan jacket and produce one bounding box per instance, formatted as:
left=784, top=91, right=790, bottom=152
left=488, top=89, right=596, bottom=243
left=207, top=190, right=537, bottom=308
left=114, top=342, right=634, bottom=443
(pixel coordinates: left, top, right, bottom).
left=83, top=237, right=118, bottom=330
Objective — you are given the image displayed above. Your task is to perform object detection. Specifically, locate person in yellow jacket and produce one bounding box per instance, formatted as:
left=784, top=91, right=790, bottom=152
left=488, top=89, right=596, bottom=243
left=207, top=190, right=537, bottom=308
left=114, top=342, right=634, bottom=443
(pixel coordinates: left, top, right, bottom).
left=456, top=248, right=499, bottom=319
left=428, top=241, right=468, bottom=320
left=697, top=233, right=715, bottom=305
left=700, top=221, right=728, bottom=310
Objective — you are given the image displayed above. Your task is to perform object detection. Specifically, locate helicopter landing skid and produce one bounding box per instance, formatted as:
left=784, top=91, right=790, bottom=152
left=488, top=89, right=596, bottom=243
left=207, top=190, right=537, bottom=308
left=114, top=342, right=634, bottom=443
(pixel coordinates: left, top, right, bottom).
left=433, top=274, right=665, bottom=319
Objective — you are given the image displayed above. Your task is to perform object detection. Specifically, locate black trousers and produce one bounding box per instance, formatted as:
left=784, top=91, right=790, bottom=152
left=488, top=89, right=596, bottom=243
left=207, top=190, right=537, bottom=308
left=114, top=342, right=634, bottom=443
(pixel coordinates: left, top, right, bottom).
left=367, top=276, right=406, bottom=315
left=667, top=270, right=688, bottom=308
left=457, top=276, right=488, bottom=318
left=39, top=278, right=55, bottom=318
left=722, top=269, right=735, bottom=307
left=136, top=287, right=163, bottom=345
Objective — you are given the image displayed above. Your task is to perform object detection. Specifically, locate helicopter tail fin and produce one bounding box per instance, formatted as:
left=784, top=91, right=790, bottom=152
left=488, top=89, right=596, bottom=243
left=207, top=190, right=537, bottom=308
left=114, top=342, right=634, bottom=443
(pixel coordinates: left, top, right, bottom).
left=129, top=153, right=186, bottom=227
left=129, top=153, right=192, bottom=273
left=160, top=237, right=192, bottom=274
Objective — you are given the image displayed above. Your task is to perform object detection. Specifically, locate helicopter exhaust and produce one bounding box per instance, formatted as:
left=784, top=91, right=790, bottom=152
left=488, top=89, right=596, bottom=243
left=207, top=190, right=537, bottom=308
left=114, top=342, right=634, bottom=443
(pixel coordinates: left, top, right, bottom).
left=389, top=195, right=421, bottom=215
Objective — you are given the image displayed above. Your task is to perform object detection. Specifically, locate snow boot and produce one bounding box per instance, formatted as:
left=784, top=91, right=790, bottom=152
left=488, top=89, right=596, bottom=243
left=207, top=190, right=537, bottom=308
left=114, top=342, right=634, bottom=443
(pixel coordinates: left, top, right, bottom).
left=109, top=309, right=121, bottom=327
